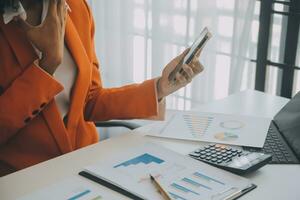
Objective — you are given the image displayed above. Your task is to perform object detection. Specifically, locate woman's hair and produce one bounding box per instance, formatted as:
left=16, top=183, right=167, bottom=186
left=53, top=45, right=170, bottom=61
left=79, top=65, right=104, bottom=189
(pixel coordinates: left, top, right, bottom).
left=0, top=0, right=19, bottom=13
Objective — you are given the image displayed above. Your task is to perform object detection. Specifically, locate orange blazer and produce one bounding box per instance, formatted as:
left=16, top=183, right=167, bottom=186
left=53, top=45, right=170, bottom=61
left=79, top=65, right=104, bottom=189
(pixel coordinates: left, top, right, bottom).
left=0, top=0, right=161, bottom=176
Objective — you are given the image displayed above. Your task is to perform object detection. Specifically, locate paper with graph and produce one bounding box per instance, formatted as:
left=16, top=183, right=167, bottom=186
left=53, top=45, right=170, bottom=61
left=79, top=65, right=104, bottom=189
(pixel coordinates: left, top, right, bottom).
left=83, top=143, right=255, bottom=200
left=18, top=176, right=124, bottom=200
left=144, top=111, right=271, bottom=147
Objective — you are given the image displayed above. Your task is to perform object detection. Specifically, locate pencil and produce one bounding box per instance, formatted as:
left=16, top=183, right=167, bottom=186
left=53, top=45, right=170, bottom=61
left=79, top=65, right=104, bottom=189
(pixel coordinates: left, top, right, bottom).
left=150, top=174, right=173, bottom=200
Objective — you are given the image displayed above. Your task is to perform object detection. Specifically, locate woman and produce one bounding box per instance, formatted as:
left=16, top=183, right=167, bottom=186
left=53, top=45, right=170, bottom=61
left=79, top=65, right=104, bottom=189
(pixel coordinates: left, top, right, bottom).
left=0, top=0, right=203, bottom=177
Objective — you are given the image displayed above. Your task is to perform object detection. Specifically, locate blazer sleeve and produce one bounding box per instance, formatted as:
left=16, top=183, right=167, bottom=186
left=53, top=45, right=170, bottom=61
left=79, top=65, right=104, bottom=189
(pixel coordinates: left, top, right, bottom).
left=0, top=64, right=63, bottom=145
left=83, top=3, right=164, bottom=121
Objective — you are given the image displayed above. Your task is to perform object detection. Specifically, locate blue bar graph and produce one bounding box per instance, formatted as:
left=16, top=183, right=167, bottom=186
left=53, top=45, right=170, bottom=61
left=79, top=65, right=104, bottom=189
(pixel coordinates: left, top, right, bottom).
left=182, top=177, right=212, bottom=190
left=68, top=189, right=91, bottom=200
left=171, top=183, right=200, bottom=196
left=169, top=192, right=187, bottom=200
left=193, top=172, right=225, bottom=185
left=113, top=153, right=164, bottom=168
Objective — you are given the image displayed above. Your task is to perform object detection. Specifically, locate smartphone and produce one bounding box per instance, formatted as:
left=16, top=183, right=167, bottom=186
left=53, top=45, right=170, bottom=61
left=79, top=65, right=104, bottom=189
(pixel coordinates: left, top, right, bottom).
left=168, top=27, right=212, bottom=83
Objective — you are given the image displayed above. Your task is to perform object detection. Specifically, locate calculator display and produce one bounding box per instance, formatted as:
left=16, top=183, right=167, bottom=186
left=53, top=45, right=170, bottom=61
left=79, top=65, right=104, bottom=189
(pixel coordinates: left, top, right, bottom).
left=227, top=152, right=266, bottom=169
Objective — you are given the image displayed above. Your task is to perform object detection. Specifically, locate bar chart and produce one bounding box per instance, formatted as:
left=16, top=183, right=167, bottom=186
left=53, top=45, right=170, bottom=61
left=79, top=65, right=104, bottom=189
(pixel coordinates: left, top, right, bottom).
left=114, top=153, right=164, bottom=168
left=83, top=143, right=253, bottom=200
left=18, top=177, right=119, bottom=200
left=109, top=152, right=232, bottom=200
left=67, top=189, right=102, bottom=200
left=183, top=114, right=213, bottom=138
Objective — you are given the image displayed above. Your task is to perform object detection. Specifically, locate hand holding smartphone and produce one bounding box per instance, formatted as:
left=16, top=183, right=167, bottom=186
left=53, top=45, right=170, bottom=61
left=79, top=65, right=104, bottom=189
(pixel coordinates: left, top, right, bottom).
left=168, top=27, right=212, bottom=83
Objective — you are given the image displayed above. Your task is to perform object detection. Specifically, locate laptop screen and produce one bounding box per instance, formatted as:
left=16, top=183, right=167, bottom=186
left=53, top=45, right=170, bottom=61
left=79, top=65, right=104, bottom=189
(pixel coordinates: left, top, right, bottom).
left=273, top=91, right=300, bottom=159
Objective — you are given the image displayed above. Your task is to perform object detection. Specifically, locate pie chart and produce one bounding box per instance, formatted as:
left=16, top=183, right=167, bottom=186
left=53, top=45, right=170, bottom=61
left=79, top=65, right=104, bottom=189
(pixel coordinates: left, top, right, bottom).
left=219, top=120, right=244, bottom=130
left=214, top=132, right=239, bottom=141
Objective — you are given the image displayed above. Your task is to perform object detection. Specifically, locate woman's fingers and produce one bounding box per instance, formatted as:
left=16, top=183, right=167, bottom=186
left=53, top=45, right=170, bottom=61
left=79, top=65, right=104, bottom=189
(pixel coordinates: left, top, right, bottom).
left=191, top=61, right=204, bottom=74
left=181, top=65, right=194, bottom=82
left=173, top=48, right=190, bottom=66
left=183, top=64, right=194, bottom=77
left=175, top=64, right=194, bottom=85
left=176, top=72, right=187, bottom=84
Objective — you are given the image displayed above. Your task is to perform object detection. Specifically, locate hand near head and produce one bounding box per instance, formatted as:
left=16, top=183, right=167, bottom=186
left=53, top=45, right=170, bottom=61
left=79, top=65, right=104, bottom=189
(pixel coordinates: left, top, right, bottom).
left=156, top=49, right=204, bottom=100
left=16, top=0, right=67, bottom=75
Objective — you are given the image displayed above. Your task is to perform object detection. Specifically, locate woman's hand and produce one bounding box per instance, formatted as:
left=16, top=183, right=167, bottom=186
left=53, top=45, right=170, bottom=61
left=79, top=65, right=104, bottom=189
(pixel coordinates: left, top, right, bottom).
left=17, top=0, right=67, bottom=75
left=156, top=49, right=204, bottom=100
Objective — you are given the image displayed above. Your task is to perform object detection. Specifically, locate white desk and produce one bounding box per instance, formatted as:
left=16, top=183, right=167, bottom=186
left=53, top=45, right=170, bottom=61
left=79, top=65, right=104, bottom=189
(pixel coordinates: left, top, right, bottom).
left=1, top=90, right=300, bottom=200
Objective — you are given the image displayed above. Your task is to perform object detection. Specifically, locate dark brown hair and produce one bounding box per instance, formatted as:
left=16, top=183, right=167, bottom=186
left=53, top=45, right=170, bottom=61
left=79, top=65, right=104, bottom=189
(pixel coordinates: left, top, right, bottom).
left=0, top=0, right=19, bottom=13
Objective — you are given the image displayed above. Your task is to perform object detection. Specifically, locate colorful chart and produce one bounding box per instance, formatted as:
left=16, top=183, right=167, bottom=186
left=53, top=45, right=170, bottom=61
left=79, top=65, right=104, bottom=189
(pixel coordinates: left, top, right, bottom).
left=18, top=176, right=120, bottom=200
left=114, top=153, right=164, bottom=168
left=193, top=172, right=225, bottom=185
left=183, top=114, right=213, bottom=137
left=171, top=183, right=200, bottom=195
left=68, top=189, right=102, bottom=200
left=220, top=120, right=244, bottom=130
left=169, top=192, right=187, bottom=200
left=214, top=132, right=239, bottom=141
left=166, top=171, right=226, bottom=199
left=83, top=142, right=254, bottom=200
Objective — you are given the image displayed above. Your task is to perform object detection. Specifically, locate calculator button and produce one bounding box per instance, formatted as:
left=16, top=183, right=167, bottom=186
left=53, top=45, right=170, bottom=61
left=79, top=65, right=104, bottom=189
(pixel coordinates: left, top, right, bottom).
left=222, top=157, right=228, bottom=161
left=211, top=158, right=218, bottom=163
left=189, top=153, right=200, bottom=157
left=226, top=152, right=232, bottom=156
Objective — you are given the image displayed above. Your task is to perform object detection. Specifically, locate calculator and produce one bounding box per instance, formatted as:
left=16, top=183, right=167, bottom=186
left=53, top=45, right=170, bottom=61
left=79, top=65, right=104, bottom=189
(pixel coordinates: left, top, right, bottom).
left=189, top=144, right=272, bottom=175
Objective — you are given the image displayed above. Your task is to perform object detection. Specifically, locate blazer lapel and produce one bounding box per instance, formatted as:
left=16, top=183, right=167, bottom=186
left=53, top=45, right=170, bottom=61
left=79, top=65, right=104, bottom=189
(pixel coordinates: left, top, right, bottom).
left=0, top=18, right=73, bottom=154
left=64, top=16, right=91, bottom=146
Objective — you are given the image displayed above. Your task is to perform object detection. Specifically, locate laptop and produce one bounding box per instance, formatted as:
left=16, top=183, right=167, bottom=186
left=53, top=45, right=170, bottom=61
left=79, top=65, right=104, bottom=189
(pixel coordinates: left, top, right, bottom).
left=243, top=91, right=300, bottom=164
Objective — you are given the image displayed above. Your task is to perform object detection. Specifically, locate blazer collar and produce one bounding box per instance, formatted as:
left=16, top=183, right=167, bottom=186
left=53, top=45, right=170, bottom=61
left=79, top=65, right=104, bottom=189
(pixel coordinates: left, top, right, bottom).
left=0, top=19, right=38, bottom=69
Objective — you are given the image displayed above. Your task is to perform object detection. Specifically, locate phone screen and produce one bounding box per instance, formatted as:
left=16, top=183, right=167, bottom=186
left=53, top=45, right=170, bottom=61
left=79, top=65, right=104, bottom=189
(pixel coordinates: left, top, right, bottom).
left=183, top=27, right=211, bottom=64
left=168, top=27, right=212, bottom=83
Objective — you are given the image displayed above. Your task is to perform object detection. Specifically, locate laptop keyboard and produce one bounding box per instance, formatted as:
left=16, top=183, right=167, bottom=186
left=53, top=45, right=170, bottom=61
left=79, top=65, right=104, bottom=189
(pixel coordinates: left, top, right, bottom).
left=243, top=125, right=299, bottom=164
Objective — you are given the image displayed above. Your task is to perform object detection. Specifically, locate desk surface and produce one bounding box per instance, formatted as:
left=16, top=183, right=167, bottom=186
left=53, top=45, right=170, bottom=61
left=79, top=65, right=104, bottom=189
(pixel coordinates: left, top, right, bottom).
left=1, top=90, right=300, bottom=200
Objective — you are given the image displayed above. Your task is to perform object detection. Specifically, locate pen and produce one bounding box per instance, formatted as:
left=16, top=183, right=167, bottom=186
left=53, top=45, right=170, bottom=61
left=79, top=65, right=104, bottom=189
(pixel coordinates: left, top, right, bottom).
left=149, top=174, right=173, bottom=200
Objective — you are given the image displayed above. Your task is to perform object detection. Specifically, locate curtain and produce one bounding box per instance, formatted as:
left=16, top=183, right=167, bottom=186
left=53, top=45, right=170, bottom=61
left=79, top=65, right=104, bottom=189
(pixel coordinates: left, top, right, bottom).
left=87, top=0, right=258, bottom=110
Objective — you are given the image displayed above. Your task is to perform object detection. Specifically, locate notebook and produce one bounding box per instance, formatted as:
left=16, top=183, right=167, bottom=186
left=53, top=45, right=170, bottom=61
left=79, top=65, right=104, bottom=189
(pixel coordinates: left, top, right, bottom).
left=79, top=141, right=256, bottom=200
left=243, top=91, right=300, bottom=164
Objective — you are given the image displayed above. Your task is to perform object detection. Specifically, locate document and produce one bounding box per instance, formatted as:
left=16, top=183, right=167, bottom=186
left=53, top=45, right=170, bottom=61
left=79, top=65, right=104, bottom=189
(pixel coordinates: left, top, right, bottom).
left=18, top=176, right=126, bottom=200
left=141, top=111, right=271, bottom=147
left=81, top=142, right=256, bottom=200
